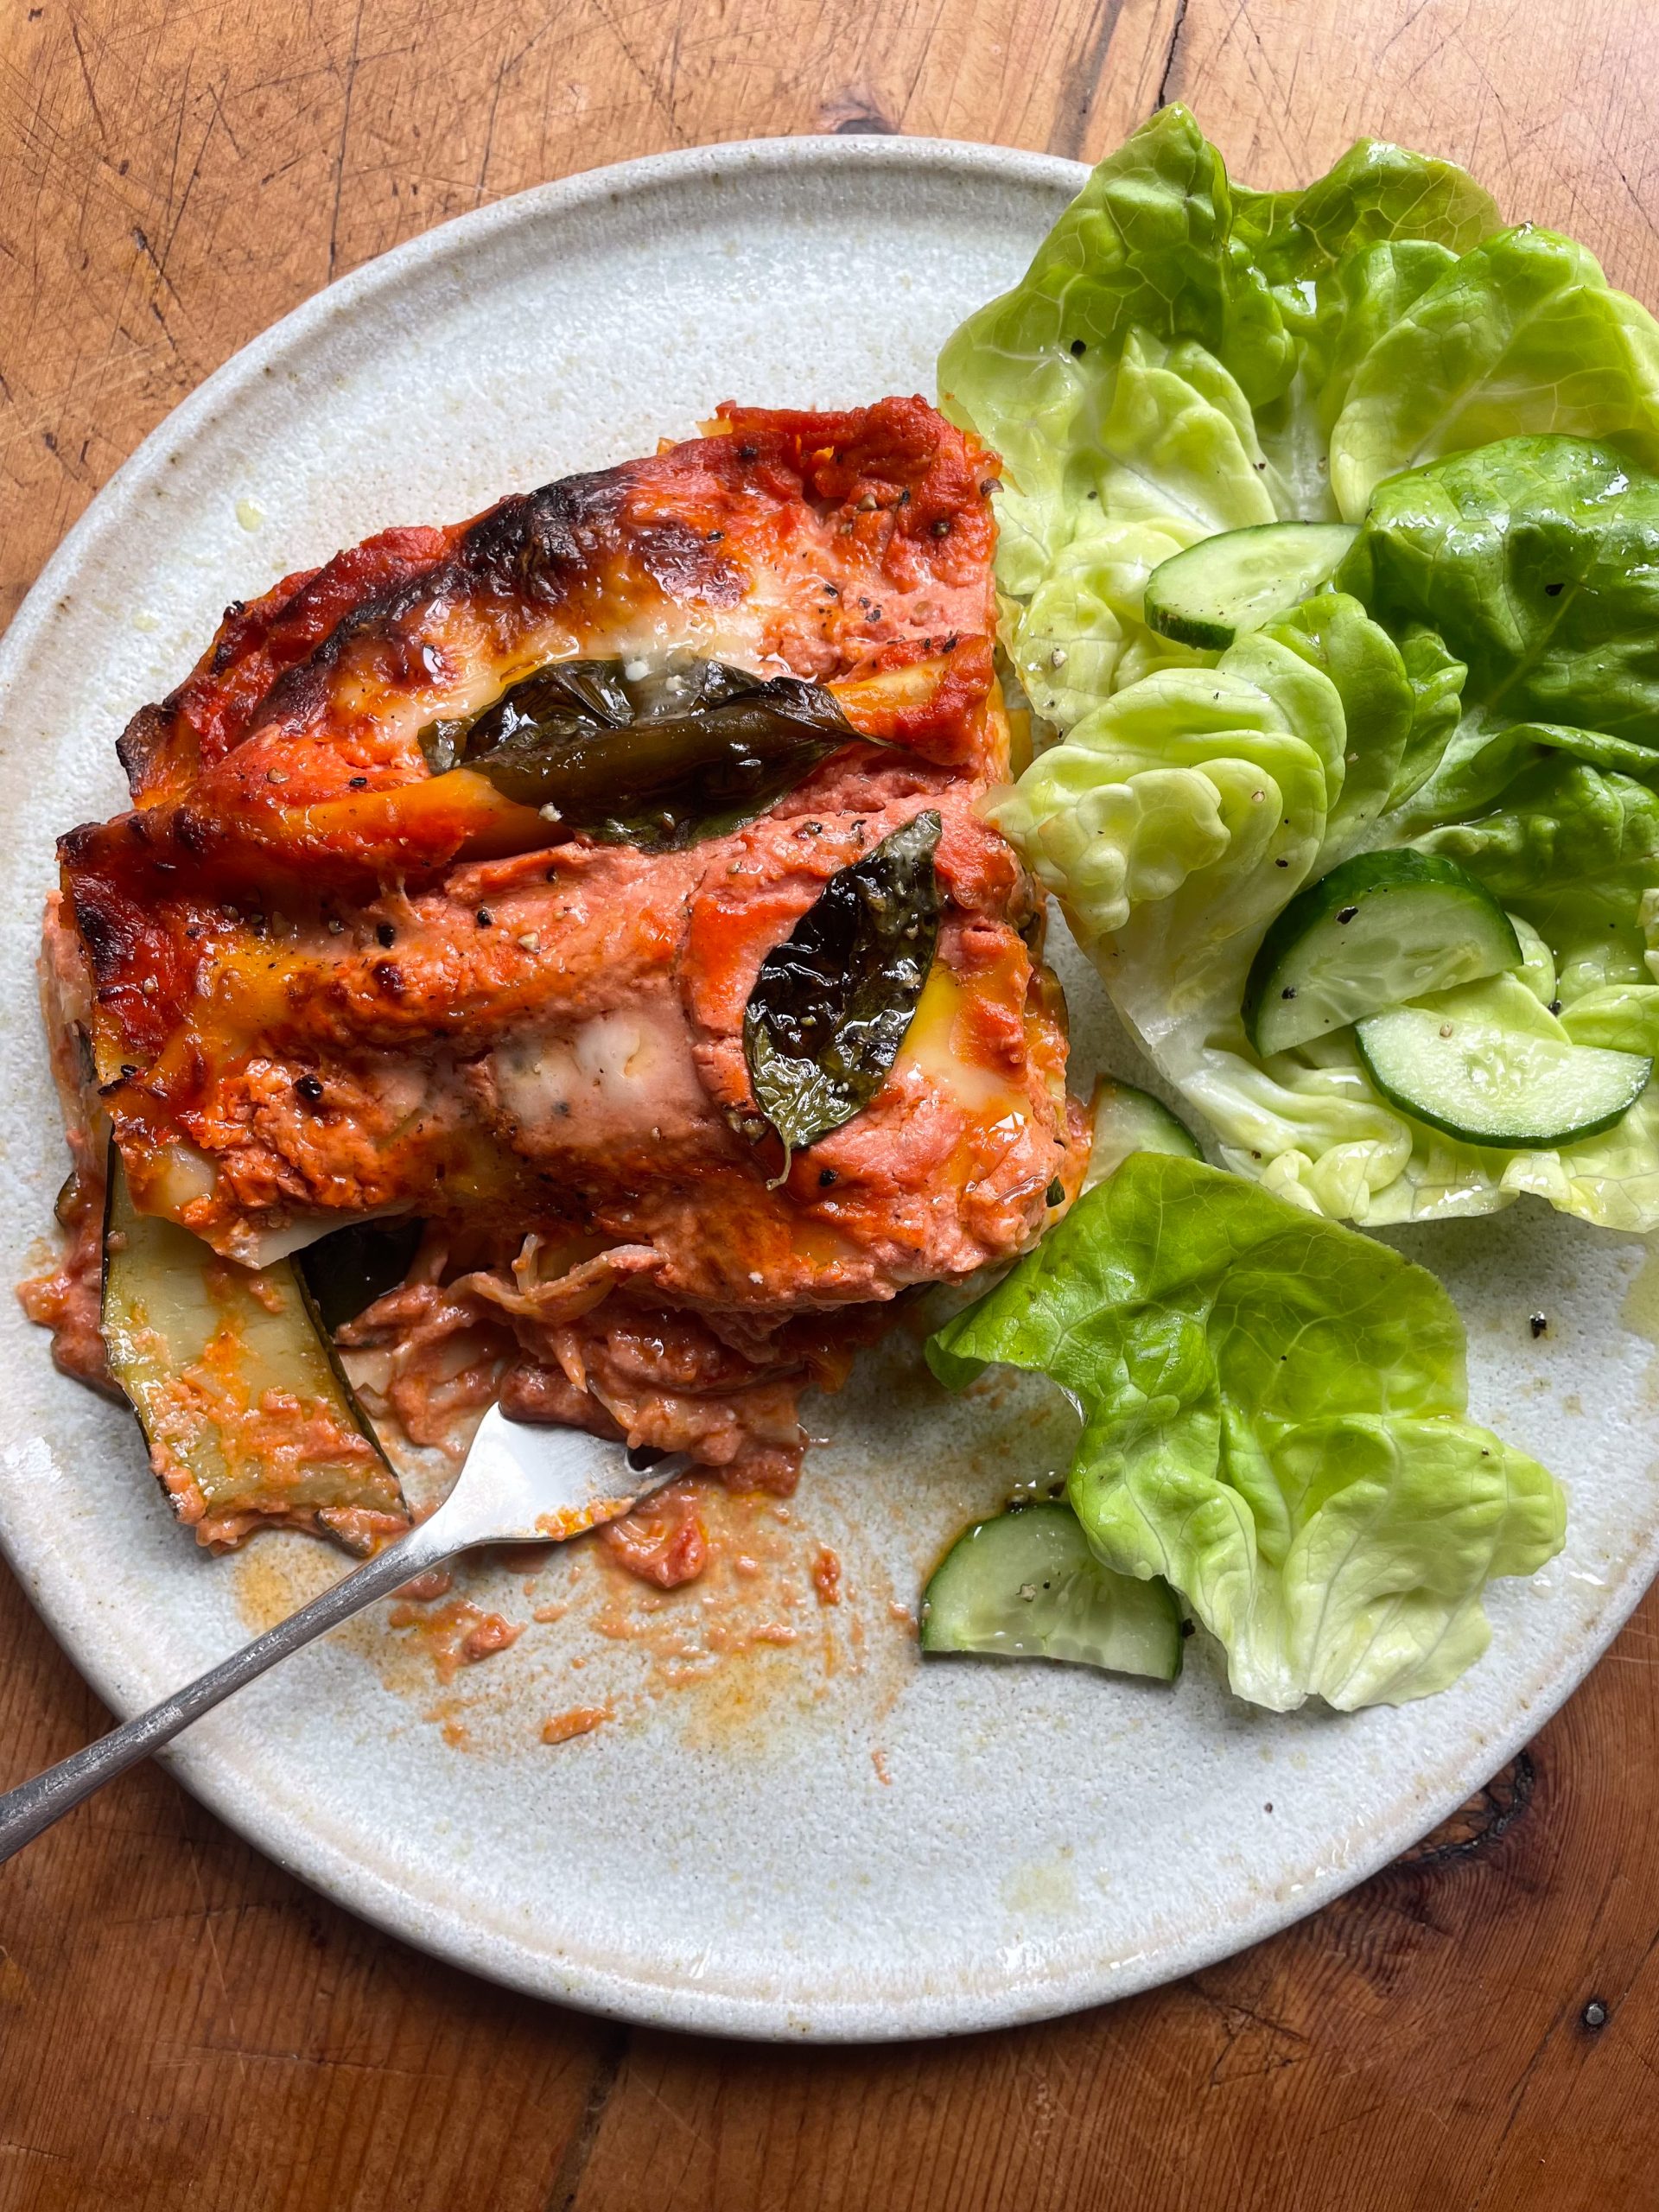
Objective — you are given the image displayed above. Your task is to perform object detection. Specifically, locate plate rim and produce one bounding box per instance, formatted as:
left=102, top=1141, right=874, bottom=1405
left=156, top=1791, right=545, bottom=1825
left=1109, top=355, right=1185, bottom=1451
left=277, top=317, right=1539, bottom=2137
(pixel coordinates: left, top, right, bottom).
left=1, top=129, right=1652, bottom=2043
left=0, top=132, right=1089, bottom=709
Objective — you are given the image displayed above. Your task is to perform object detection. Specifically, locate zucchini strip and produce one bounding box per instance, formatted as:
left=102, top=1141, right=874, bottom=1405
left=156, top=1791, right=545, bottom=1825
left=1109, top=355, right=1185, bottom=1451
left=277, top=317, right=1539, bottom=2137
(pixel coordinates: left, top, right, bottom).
left=101, top=1149, right=406, bottom=1551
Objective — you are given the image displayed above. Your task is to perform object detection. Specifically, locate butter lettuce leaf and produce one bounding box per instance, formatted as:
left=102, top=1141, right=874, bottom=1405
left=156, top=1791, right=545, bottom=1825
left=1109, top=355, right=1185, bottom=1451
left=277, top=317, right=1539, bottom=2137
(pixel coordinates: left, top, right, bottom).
left=926, top=1154, right=1564, bottom=1711
left=1271, top=589, right=1415, bottom=856
left=1330, top=231, right=1659, bottom=518
left=1231, top=136, right=1500, bottom=283
left=1338, top=435, right=1659, bottom=746
left=990, top=629, right=1339, bottom=972
left=938, top=104, right=1292, bottom=509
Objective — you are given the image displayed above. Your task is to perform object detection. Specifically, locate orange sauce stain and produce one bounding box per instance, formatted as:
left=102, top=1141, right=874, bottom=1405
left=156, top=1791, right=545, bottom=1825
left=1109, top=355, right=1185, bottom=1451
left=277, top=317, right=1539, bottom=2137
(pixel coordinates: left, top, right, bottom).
left=872, top=1747, right=892, bottom=1786
left=414, top=1694, right=477, bottom=1750
left=588, top=1490, right=804, bottom=1686
left=232, top=1535, right=338, bottom=1632
left=573, top=1486, right=872, bottom=1751
left=386, top=1596, right=524, bottom=1683
left=396, top=1566, right=454, bottom=1602
left=542, top=1705, right=612, bottom=1745
left=232, top=1461, right=918, bottom=1761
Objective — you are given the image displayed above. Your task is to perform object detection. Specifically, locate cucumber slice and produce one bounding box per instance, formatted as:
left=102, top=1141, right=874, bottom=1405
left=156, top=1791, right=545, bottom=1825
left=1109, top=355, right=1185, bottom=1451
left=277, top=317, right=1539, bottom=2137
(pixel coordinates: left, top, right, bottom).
left=1144, top=522, right=1358, bottom=651
left=1357, top=1005, right=1651, bottom=1147
left=919, top=1502, right=1183, bottom=1680
left=1244, top=849, right=1522, bottom=1058
left=1084, top=1077, right=1202, bottom=1191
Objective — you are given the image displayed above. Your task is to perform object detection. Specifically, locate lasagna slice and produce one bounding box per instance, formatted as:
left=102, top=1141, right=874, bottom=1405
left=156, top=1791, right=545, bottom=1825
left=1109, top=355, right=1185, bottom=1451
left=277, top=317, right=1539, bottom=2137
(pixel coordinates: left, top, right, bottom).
left=27, top=397, right=1086, bottom=1557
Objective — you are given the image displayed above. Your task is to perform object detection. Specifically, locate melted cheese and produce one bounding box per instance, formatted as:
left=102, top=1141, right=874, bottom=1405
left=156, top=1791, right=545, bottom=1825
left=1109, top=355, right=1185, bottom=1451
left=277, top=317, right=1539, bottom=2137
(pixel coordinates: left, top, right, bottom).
left=491, top=1005, right=712, bottom=1155
left=897, top=964, right=1031, bottom=1128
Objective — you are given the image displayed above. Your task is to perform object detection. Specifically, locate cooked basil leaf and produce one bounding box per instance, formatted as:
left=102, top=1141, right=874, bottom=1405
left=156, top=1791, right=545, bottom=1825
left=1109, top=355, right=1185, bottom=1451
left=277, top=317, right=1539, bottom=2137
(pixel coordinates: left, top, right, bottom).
left=422, top=655, right=854, bottom=851
left=299, top=1217, right=424, bottom=1336
left=743, top=810, right=943, bottom=1156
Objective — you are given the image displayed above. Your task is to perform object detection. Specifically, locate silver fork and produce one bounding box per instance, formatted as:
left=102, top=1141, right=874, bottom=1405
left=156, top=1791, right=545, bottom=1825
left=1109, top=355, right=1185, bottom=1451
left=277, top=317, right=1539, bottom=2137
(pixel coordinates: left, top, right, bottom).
left=0, top=1408, right=689, bottom=1862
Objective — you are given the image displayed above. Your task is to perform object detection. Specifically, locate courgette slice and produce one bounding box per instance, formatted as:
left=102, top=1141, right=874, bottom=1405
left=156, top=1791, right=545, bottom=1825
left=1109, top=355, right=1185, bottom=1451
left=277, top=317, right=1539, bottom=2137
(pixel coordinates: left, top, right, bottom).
left=1144, top=523, right=1358, bottom=651
left=102, top=1151, right=406, bottom=1550
left=1244, top=849, right=1522, bottom=1058
left=1084, top=1078, right=1202, bottom=1191
left=1357, top=1004, right=1651, bottom=1148
left=920, top=1502, right=1183, bottom=1680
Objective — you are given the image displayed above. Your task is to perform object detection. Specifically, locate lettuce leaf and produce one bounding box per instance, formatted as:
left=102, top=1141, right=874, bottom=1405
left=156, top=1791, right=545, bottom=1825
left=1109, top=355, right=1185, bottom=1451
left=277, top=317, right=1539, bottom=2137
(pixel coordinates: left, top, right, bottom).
left=1339, top=435, right=1659, bottom=746
left=1331, top=231, right=1659, bottom=518
left=1231, top=136, right=1501, bottom=283
left=926, top=1154, right=1564, bottom=1711
left=991, top=629, right=1338, bottom=972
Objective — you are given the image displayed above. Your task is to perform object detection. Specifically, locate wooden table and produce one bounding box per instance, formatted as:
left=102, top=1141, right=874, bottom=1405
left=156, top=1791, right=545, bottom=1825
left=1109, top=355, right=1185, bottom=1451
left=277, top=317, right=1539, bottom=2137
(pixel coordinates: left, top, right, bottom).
left=3, top=2, right=1658, bottom=2202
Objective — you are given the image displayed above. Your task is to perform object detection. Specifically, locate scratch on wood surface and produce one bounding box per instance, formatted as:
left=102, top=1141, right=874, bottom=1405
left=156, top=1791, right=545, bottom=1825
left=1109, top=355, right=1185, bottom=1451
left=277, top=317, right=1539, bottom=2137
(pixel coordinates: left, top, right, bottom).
left=327, top=0, right=365, bottom=283
left=1049, top=0, right=1128, bottom=160
left=896, top=0, right=950, bottom=126
left=1376, top=0, right=1437, bottom=64
left=631, top=2070, right=716, bottom=2155
left=155, top=54, right=194, bottom=267
left=67, top=16, right=108, bottom=145
left=0, top=2141, right=73, bottom=2168
left=474, top=67, right=506, bottom=206
left=181, top=1831, right=251, bottom=2093
left=130, top=224, right=181, bottom=302
left=587, top=0, right=690, bottom=147
left=201, top=73, right=245, bottom=163
left=545, top=2026, right=629, bottom=2212
left=1156, top=0, right=1191, bottom=110
left=161, top=2048, right=446, bottom=2080
left=1472, top=1995, right=1577, bottom=2202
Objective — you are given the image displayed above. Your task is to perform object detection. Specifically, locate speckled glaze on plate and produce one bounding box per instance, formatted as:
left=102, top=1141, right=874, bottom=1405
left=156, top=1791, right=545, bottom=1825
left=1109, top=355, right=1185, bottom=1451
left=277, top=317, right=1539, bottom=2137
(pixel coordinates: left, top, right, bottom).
left=1, top=137, right=1656, bottom=2042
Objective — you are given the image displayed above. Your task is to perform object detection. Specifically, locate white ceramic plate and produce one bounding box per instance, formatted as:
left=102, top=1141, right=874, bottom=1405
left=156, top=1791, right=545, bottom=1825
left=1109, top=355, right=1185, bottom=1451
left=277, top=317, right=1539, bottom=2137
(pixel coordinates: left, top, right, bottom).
left=2, top=137, right=1656, bottom=2042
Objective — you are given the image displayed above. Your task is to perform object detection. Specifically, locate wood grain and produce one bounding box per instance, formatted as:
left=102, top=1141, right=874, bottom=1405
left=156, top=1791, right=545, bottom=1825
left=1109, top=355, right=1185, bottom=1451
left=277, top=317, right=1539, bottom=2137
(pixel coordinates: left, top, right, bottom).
left=1168, top=0, right=1659, bottom=299
left=3, top=1, right=1659, bottom=2204
left=0, top=0, right=1179, bottom=630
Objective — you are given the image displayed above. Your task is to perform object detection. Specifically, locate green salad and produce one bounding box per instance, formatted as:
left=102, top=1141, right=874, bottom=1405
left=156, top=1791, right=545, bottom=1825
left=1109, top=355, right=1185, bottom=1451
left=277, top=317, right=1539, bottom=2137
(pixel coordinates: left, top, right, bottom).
left=925, top=1153, right=1563, bottom=1712
left=906, top=110, right=1659, bottom=1711
left=939, top=105, right=1659, bottom=1231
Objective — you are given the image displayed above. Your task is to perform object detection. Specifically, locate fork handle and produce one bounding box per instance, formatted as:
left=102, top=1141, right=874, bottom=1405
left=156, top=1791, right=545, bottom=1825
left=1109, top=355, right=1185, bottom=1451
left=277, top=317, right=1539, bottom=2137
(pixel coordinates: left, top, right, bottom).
left=0, top=1514, right=461, bottom=1865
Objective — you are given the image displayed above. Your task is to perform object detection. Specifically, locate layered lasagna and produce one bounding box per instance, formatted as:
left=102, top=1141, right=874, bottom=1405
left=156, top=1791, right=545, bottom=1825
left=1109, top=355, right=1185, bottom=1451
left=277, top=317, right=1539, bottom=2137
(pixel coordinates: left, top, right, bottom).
left=24, top=397, right=1085, bottom=1566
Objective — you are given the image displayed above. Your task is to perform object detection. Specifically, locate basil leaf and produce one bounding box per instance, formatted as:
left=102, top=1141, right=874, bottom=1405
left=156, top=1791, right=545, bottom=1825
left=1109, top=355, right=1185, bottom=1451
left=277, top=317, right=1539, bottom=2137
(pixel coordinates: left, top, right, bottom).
left=421, top=655, right=855, bottom=851
left=299, top=1217, right=425, bottom=1336
left=743, top=810, right=944, bottom=1158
